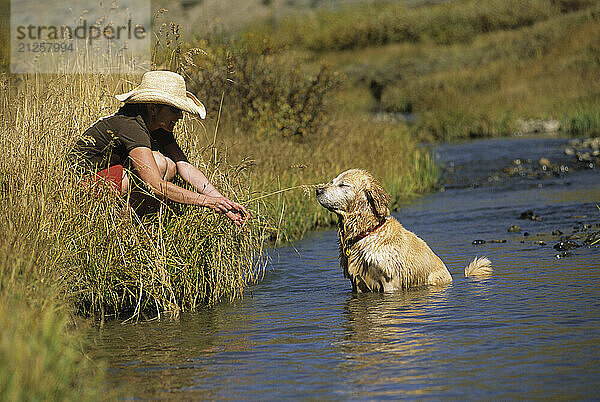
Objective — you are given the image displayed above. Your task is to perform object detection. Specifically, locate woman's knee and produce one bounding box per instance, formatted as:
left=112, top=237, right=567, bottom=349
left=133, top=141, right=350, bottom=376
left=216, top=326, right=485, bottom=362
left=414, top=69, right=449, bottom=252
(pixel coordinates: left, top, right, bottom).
left=164, top=157, right=176, bottom=180
left=152, top=151, right=177, bottom=180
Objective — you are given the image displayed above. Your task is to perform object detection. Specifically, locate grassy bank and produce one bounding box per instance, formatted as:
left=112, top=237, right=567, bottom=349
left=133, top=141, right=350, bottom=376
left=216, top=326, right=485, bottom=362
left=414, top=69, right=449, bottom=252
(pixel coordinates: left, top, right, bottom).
left=0, top=76, right=106, bottom=399
left=376, top=4, right=600, bottom=140
left=267, top=0, right=587, bottom=51
left=0, top=71, right=270, bottom=398
left=0, top=289, right=106, bottom=400
left=248, top=0, right=600, bottom=141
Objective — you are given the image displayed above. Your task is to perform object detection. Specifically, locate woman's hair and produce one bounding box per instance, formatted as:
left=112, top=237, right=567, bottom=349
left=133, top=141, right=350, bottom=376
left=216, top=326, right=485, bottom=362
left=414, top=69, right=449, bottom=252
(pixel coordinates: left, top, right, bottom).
left=117, top=103, right=149, bottom=117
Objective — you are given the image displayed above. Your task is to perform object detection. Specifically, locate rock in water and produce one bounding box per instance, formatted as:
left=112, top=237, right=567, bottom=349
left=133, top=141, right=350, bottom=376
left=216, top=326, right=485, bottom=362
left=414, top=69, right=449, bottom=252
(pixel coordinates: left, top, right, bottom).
left=519, top=210, right=541, bottom=221
left=553, top=241, right=580, bottom=251
left=539, top=158, right=551, bottom=170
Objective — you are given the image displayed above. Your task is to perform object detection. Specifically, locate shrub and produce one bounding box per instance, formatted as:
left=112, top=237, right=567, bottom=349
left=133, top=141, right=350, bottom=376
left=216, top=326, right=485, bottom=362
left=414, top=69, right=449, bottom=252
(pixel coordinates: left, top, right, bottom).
left=151, top=20, right=340, bottom=140
left=185, top=40, right=340, bottom=139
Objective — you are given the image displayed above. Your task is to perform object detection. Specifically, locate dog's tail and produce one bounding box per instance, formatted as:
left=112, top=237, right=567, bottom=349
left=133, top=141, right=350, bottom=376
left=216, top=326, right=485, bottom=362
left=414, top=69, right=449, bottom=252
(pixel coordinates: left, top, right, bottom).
left=464, top=256, right=492, bottom=277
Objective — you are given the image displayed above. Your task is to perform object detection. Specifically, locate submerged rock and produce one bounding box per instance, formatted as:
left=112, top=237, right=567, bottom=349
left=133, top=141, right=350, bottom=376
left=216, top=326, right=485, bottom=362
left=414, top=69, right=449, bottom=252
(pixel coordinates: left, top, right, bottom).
left=501, top=158, right=570, bottom=181
left=519, top=210, right=542, bottom=221
left=553, top=240, right=580, bottom=251
left=569, top=137, right=600, bottom=151
left=556, top=251, right=573, bottom=259
left=471, top=239, right=506, bottom=245
left=565, top=137, right=600, bottom=170
left=508, top=225, right=521, bottom=233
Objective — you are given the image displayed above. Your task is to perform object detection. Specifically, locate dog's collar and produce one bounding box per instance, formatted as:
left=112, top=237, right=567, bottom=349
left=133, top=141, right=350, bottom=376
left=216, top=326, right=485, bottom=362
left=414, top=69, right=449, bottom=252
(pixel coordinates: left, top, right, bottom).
left=344, top=216, right=390, bottom=257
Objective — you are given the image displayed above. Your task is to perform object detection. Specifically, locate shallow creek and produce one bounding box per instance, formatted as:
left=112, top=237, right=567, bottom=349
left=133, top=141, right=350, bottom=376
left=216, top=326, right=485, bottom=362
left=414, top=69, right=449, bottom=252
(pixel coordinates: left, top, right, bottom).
left=90, top=136, right=600, bottom=399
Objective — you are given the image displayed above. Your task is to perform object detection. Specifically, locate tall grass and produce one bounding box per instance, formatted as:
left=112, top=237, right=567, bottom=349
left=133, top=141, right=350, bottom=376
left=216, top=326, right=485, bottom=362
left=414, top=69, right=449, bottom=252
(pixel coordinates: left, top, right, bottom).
left=205, top=117, right=439, bottom=241
left=562, top=103, right=600, bottom=137
left=1, top=71, right=269, bottom=318
left=0, top=70, right=268, bottom=397
left=0, top=293, right=106, bottom=400
left=0, top=74, right=111, bottom=399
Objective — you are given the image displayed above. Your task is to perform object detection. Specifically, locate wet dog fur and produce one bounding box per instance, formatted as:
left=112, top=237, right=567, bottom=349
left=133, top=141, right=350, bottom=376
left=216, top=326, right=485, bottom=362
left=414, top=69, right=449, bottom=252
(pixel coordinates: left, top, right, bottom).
left=316, top=169, right=491, bottom=292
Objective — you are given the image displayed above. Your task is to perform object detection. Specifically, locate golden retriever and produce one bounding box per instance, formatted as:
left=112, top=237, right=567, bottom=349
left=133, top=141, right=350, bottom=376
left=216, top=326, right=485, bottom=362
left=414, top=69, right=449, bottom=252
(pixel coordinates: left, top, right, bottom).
left=316, top=169, right=491, bottom=292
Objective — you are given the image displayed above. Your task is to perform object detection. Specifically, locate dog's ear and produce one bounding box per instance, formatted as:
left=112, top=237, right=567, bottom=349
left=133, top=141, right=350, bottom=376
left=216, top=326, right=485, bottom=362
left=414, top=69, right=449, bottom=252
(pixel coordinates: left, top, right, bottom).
left=365, top=180, right=391, bottom=218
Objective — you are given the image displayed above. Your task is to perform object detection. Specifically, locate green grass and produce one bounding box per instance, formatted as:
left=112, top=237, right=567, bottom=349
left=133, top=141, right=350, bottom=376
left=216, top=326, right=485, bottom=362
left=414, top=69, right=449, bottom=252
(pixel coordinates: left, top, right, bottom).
left=259, top=0, right=596, bottom=51
left=562, top=104, right=600, bottom=136
left=314, top=1, right=600, bottom=140
left=0, top=293, right=106, bottom=401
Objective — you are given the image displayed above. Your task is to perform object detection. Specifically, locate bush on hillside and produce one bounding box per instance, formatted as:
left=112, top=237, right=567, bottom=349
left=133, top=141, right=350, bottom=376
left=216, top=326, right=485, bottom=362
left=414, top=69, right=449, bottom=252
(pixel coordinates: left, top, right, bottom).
left=185, top=40, right=340, bottom=139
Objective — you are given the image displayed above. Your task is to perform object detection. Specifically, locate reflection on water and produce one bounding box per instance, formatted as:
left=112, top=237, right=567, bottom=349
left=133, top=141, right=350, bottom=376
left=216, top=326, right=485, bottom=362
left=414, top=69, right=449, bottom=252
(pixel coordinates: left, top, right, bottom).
left=337, top=289, right=451, bottom=398
left=91, top=137, right=600, bottom=399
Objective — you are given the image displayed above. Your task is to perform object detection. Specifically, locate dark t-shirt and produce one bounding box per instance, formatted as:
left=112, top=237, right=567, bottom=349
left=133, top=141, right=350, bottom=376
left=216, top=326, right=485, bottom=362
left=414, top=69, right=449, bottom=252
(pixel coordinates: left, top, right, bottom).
left=72, top=111, right=175, bottom=172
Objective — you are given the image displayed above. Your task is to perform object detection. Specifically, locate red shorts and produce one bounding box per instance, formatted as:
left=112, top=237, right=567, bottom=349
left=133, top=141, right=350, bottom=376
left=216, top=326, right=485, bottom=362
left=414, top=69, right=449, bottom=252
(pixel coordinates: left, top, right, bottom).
left=83, top=165, right=124, bottom=194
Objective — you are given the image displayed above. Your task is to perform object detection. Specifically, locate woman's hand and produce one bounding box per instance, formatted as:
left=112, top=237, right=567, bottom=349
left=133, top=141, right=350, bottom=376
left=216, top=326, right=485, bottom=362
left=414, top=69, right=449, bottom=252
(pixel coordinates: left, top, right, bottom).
left=201, top=195, right=234, bottom=214
left=201, top=195, right=250, bottom=227
left=227, top=201, right=250, bottom=227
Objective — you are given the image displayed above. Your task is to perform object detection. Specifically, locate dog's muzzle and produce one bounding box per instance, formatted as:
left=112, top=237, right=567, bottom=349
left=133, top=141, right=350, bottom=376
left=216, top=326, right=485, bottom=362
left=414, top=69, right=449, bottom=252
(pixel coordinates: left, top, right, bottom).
left=315, top=185, right=330, bottom=209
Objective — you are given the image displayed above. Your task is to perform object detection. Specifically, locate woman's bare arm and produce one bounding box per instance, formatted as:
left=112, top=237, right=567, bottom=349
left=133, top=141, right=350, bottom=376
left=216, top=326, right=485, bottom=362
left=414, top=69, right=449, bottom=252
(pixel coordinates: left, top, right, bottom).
left=128, top=146, right=236, bottom=213
left=161, top=142, right=250, bottom=223
left=160, top=142, right=221, bottom=195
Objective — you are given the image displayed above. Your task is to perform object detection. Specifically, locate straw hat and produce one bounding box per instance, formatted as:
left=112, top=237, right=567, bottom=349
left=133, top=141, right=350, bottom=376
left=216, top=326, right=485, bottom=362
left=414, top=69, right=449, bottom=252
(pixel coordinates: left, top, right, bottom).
left=115, top=70, right=206, bottom=118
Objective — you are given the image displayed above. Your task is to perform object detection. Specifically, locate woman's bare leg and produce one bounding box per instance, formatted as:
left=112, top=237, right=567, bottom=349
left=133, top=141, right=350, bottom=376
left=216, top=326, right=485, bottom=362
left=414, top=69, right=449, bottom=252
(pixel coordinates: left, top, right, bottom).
left=122, top=151, right=177, bottom=215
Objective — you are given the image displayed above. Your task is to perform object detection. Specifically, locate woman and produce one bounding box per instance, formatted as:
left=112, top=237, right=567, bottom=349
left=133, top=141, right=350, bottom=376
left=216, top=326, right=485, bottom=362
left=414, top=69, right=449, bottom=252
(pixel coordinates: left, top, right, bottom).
left=72, top=70, right=248, bottom=226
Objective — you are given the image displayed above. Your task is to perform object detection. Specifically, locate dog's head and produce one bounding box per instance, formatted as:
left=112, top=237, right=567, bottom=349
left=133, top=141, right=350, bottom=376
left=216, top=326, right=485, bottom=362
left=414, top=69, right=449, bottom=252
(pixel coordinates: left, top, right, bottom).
left=316, top=169, right=391, bottom=221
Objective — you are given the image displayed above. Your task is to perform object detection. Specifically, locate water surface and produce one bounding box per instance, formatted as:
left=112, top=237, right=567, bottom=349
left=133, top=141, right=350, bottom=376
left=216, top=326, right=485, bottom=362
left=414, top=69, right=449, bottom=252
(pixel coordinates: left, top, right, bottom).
left=91, top=136, right=600, bottom=399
